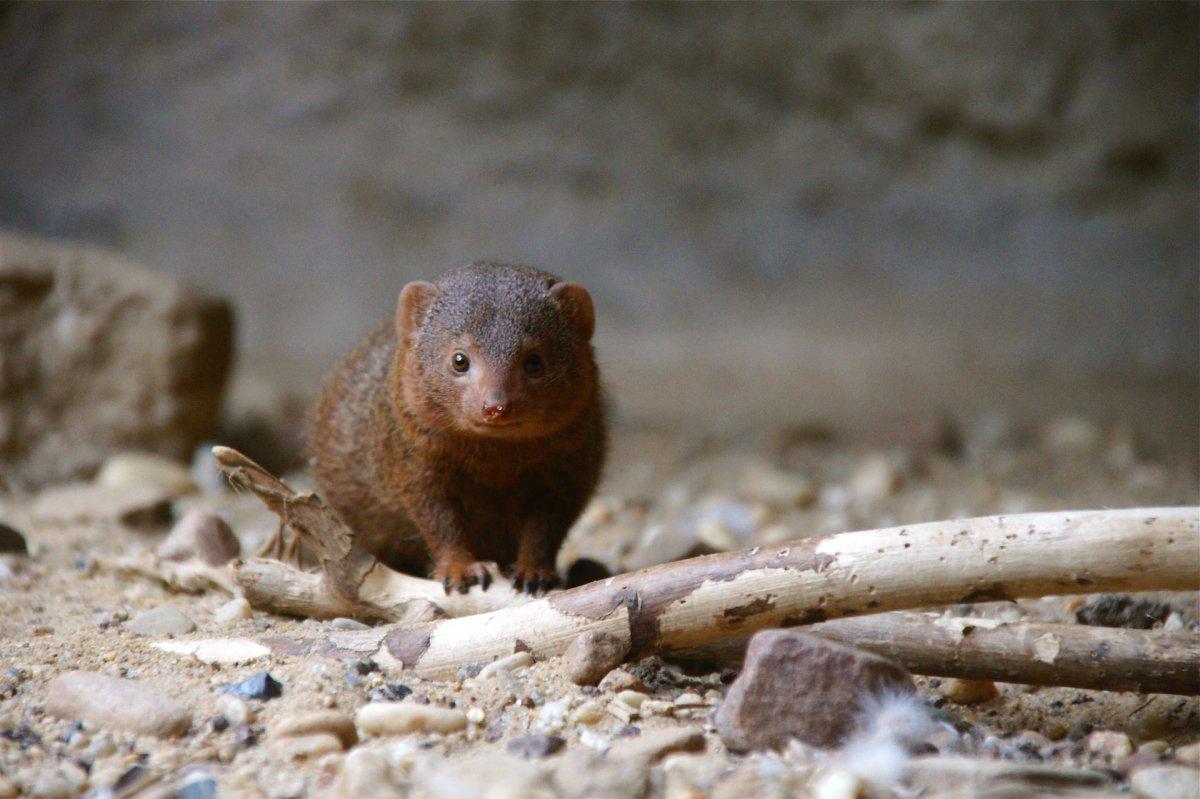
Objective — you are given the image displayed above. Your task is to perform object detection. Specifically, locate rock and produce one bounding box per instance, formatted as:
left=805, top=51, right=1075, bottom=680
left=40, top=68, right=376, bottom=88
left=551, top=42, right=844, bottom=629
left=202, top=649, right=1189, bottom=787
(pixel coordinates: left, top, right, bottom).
left=215, top=694, right=253, bottom=726
left=554, top=749, right=646, bottom=799
left=272, top=732, right=343, bottom=760
left=158, top=510, right=241, bottom=566
left=0, top=232, right=234, bottom=489
left=568, top=700, right=606, bottom=726
left=1086, top=730, right=1134, bottom=761
left=0, top=522, right=27, bottom=555
left=812, top=769, right=864, bottom=799
left=330, top=617, right=370, bottom=631
left=476, top=651, right=533, bottom=680
left=1175, top=742, right=1200, bottom=766
left=715, top=629, right=914, bottom=751
left=334, top=749, right=404, bottom=799
left=598, top=668, right=643, bottom=693
left=355, top=702, right=468, bottom=737
left=1075, top=594, right=1172, bottom=629
left=126, top=606, right=196, bottom=636
left=178, top=774, right=219, bottom=799
left=220, top=671, right=282, bottom=700
left=272, top=711, right=357, bottom=748
left=507, top=733, right=566, bottom=759
left=29, top=483, right=173, bottom=529
left=1131, top=766, right=1199, bottom=799
left=44, top=670, right=192, bottom=737
left=415, top=752, right=555, bottom=799
left=1042, top=417, right=1100, bottom=453
left=213, top=597, right=252, bottom=624
left=941, top=678, right=999, bottom=705
left=96, top=451, right=198, bottom=496
left=737, top=461, right=816, bottom=507
left=153, top=638, right=271, bottom=664
left=849, top=454, right=902, bottom=504
left=609, top=727, right=705, bottom=764
left=564, top=631, right=629, bottom=686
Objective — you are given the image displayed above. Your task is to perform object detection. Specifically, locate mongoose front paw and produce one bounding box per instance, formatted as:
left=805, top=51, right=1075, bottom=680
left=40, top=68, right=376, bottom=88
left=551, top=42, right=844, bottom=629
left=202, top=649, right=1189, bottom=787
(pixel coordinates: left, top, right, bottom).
left=434, top=559, right=493, bottom=594
left=509, top=564, right=561, bottom=596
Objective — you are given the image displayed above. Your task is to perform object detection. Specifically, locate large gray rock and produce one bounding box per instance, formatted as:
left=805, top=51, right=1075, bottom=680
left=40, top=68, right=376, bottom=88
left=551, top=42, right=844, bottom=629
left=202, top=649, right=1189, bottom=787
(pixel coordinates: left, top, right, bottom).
left=0, top=233, right=233, bottom=488
left=44, top=671, right=193, bottom=737
left=715, top=629, right=914, bottom=751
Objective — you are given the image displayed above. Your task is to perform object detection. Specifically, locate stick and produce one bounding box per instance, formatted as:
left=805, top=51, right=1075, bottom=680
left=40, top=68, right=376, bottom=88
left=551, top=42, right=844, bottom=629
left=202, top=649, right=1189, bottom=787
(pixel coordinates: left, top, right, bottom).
left=262, top=506, right=1198, bottom=679
left=675, top=612, right=1200, bottom=695
left=215, top=446, right=531, bottom=621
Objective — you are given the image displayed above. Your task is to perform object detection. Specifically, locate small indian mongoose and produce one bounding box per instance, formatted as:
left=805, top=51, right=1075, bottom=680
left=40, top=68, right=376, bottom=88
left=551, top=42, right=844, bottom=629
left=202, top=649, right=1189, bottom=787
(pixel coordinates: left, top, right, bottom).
left=309, top=262, right=606, bottom=594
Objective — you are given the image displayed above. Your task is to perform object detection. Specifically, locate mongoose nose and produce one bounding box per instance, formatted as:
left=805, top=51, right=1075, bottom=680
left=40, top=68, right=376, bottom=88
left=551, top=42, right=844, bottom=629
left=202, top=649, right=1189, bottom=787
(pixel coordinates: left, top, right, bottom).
left=482, top=399, right=511, bottom=421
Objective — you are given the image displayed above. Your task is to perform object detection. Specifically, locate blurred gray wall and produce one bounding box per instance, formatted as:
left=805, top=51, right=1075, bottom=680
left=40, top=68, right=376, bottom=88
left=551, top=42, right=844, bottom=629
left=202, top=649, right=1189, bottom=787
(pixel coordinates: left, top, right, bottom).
left=1, top=2, right=1197, bottom=388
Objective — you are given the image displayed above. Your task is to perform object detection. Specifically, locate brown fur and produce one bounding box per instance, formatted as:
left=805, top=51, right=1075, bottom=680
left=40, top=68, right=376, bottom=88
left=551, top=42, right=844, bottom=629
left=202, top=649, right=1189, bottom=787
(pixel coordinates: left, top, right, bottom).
left=309, top=262, right=606, bottom=593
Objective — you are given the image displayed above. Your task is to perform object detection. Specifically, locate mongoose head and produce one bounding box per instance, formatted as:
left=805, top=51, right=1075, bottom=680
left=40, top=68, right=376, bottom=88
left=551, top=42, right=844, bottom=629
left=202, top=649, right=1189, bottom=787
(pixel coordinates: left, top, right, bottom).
left=396, top=262, right=597, bottom=440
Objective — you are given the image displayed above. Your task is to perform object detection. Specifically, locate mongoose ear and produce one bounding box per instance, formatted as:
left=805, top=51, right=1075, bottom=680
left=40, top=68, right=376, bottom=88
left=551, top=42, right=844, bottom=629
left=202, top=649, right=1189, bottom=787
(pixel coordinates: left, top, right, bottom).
left=549, top=282, right=595, bottom=342
left=396, top=281, right=438, bottom=347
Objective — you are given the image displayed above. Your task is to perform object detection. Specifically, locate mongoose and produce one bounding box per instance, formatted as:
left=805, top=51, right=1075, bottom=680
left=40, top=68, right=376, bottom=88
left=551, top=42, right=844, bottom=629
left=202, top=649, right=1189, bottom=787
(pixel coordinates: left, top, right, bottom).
left=309, top=262, right=606, bottom=594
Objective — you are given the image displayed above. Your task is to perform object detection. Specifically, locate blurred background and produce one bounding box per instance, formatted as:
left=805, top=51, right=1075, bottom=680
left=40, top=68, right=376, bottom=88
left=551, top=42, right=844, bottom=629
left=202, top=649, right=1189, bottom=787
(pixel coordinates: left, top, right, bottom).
left=1, top=2, right=1196, bottom=465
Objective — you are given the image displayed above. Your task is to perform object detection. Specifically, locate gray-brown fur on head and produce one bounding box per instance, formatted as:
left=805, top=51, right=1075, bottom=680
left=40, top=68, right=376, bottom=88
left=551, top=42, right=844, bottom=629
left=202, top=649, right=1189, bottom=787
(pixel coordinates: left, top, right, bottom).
left=395, top=261, right=598, bottom=440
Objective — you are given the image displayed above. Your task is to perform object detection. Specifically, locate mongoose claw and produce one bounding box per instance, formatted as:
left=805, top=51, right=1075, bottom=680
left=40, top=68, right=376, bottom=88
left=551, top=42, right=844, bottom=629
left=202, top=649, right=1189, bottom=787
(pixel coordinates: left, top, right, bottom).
left=435, top=560, right=493, bottom=594
left=510, top=566, right=562, bottom=596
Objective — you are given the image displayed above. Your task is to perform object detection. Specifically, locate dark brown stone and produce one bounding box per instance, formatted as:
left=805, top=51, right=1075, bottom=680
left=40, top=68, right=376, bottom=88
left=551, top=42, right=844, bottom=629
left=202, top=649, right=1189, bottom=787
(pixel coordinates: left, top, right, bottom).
left=715, top=629, right=914, bottom=751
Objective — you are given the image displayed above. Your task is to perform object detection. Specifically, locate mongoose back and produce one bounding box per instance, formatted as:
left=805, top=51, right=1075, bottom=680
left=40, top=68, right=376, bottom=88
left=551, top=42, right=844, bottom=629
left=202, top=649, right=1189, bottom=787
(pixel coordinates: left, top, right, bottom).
left=309, top=262, right=606, bottom=593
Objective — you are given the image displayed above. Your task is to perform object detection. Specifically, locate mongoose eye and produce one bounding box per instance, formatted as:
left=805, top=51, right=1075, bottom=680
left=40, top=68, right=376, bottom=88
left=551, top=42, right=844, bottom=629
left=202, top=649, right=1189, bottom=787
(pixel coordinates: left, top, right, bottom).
left=523, top=352, right=544, bottom=376
left=451, top=352, right=470, bottom=373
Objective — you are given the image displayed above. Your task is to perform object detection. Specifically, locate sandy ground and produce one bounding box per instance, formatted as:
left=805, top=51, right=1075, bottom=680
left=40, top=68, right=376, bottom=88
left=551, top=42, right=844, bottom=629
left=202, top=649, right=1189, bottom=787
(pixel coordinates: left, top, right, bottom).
left=0, top=403, right=1197, bottom=797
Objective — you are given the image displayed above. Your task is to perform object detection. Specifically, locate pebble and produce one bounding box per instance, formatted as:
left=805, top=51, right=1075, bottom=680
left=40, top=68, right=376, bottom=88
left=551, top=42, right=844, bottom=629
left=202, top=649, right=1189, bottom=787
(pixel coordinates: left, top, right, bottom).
left=941, top=678, right=999, bottom=705
left=465, top=707, right=485, bottom=725
left=563, top=631, right=629, bottom=686
left=1042, top=417, right=1100, bottom=453
left=126, top=606, right=197, bottom=637
left=97, top=451, right=199, bottom=496
left=157, top=509, right=241, bottom=566
left=737, top=461, right=816, bottom=507
left=213, top=597, right=252, bottom=624
left=598, top=668, right=642, bottom=693
left=355, top=702, right=468, bottom=737
left=272, top=710, right=357, bottom=748
left=28, top=483, right=173, bottom=529
left=215, top=694, right=253, bottom=726
left=616, top=690, right=649, bottom=710
left=1174, top=742, right=1200, bottom=766
left=715, top=629, right=914, bottom=751
left=220, top=672, right=282, bottom=700
left=812, top=769, right=864, bottom=799
left=849, top=454, right=902, bottom=504
left=44, top=670, right=192, bottom=737
left=272, top=732, right=343, bottom=760
left=0, top=522, right=28, bottom=555
left=1137, top=740, right=1171, bottom=756
left=178, top=773, right=219, bottom=799
left=334, top=749, right=403, bottom=799
left=507, top=733, right=566, bottom=758
left=1086, top=730, right=1134, bottom=761
left=330, top=617, right=370, bottom=631
left=1130, top=766, right=1199, bottom=799
left=476, top=651, right=533, bottom=680
left=609, top=727, right=705, bottom=764
left=568, top=700, right=606, bottom=726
